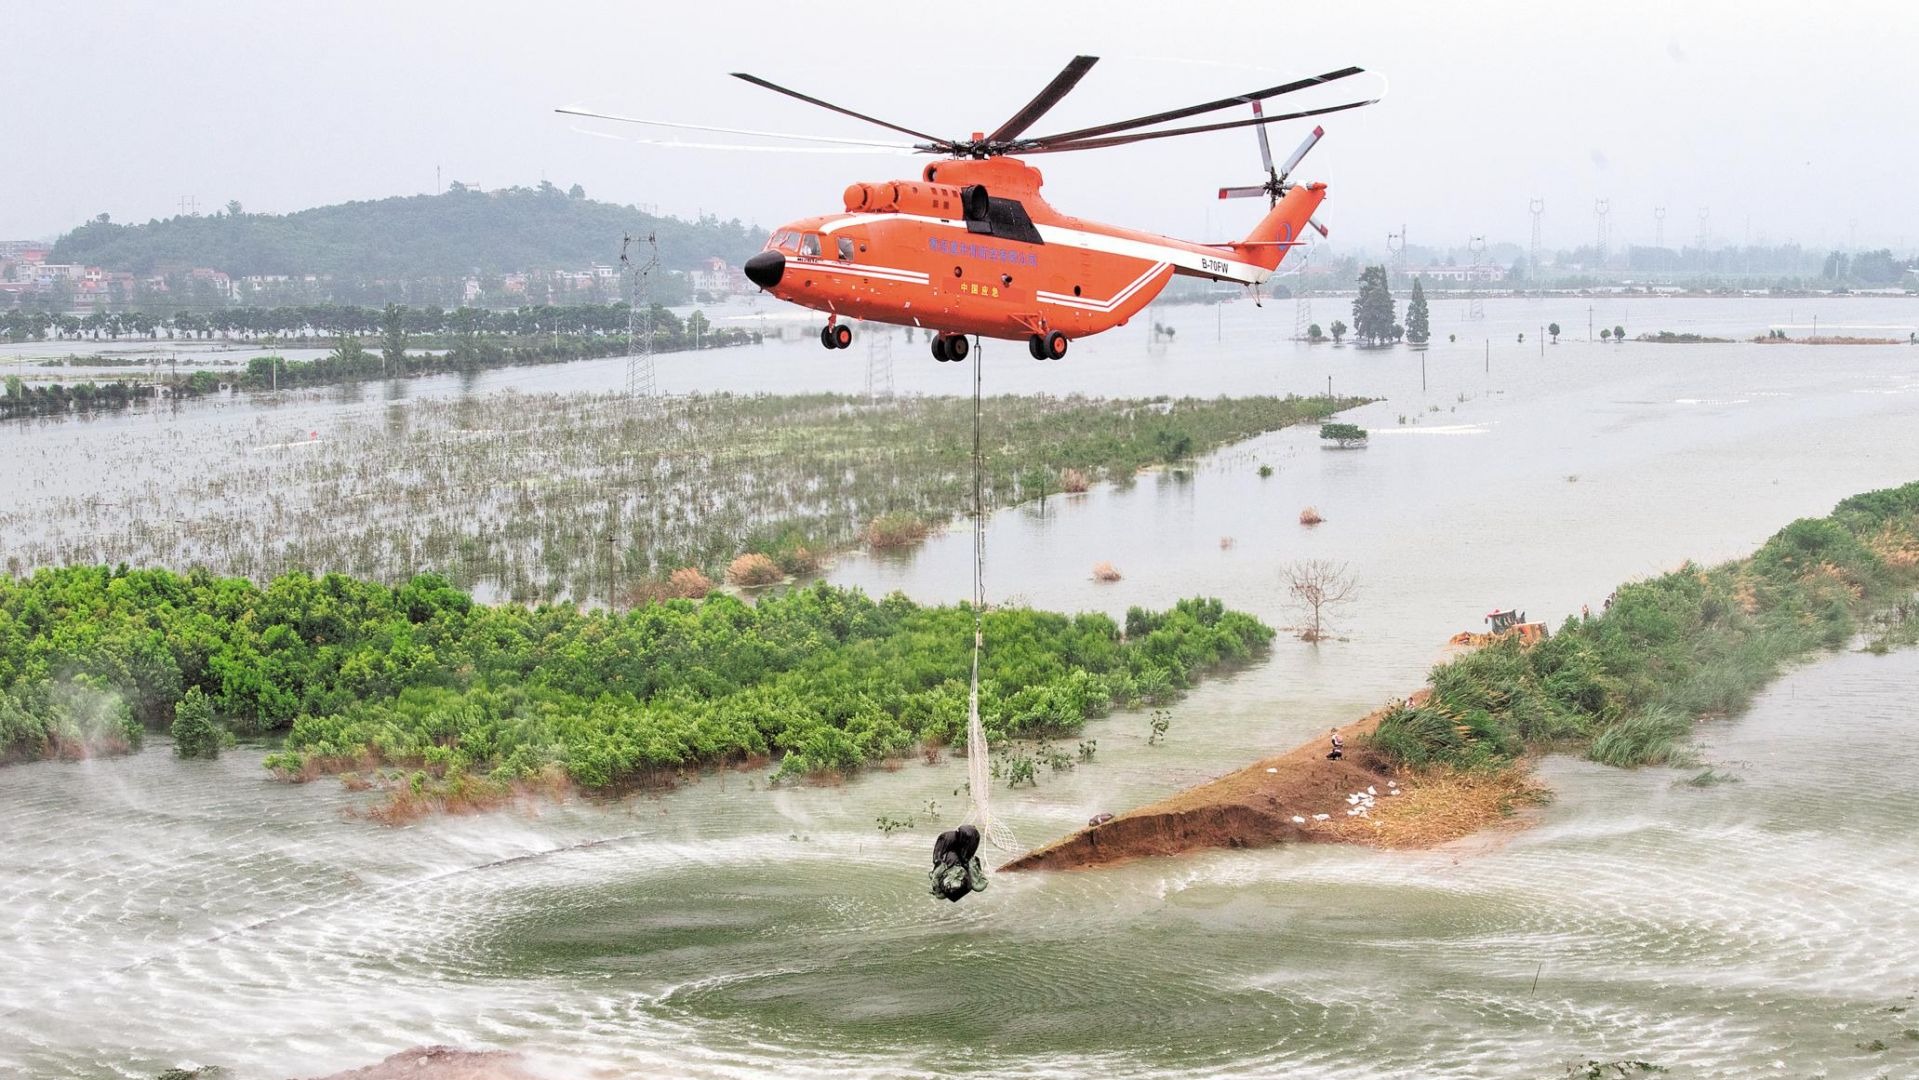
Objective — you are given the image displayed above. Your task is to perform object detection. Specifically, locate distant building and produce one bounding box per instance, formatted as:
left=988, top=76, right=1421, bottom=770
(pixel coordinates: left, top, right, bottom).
left=1407, top=264, right=1508, bottom=283
left=0, top=241, right=51, bottom=262
left=690, top=256, right=746, bottom=295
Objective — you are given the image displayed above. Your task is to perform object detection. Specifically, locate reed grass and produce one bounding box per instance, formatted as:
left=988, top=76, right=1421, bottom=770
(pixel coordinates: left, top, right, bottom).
left=0, top=391, right=1360, bottom=607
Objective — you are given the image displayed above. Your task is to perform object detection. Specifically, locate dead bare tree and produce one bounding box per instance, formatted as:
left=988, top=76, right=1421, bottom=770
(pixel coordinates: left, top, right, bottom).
left=1284, top=559, right=1358, bottom=642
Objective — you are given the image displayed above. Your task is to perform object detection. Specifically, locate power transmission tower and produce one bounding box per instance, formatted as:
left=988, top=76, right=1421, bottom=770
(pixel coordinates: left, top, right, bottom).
left=863, top=321, right=894, bottom=402
left=1386, top=227, right=1405, bottom=282
left=620, top=232, right=658, bottom=398
left=1528, top=197, right=1545, bottom=284
left=1594, top=199, right=1611, bottom=269
left=1654, top=206, right=1668, bottom=281
left=1696, top=207, right=1711, bottom=250
left=1292, top=242, right=1314, bottom=341
left=1467, top=236, right=1487, bottom=320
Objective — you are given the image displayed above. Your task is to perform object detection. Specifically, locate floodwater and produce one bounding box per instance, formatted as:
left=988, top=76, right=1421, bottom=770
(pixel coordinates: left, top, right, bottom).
left=3, top=295, right=1918, bottom=1078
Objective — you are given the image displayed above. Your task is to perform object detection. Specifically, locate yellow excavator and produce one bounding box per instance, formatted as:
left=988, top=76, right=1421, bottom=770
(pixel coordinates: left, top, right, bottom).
left=1449, top=608, right=1550, bottom=648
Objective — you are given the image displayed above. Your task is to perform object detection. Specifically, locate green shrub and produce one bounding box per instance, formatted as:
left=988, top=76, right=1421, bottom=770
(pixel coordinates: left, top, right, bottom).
left=1319, top=422, right=1369, bottom=448
left=171, top=687, right=223, bottom=760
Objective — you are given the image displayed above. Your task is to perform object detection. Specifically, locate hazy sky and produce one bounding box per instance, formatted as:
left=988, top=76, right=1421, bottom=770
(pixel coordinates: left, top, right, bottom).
left=7, top=1, right=1915, bottom=256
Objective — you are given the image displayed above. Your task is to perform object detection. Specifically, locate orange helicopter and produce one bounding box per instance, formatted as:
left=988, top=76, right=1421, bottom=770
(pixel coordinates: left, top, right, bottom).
left=561, top=57, right=1378, bottom=363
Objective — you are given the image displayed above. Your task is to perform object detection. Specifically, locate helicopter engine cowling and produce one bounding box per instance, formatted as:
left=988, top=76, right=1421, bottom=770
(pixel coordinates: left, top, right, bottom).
left=842, top=180, right=970, bottom=219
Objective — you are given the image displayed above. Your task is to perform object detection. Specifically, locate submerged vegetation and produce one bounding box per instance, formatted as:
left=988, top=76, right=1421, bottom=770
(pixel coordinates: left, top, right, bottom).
left=0, top=567, right=1272, bottom=799
left=1372, top=481, right=1919, bottom=771
left=0, top=392, right=1362, bottom=606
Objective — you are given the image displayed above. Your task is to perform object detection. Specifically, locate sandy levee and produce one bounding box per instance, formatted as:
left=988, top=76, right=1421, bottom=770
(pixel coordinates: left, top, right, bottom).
left=1002, top=691, right=1544, bottom=872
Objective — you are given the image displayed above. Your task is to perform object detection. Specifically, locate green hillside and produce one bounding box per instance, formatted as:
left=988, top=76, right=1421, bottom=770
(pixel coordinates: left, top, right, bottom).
left=48, top=182, right=764, bottom=277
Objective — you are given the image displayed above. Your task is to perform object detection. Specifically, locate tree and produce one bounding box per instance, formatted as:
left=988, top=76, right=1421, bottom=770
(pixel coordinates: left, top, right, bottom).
left=225, top=199, right=244, bottom=218
left=381, top=304, right=407, bottom=374
left=1284, top=559, right=1358, bottom=643
left=1351, top=265, right=1396, bottom=346
left=171, top=687, right=223, bottom=759
left=1548, top=322, right=1561, bottom=343
left=1319, top=422, right=1368, bottom=449
left=567, top=183, right=586, bottom=199
left=1307, top=323, right=1324, bottom=342
left=1613, top=324, right=1625, bottom=343
left=1404, top=278, right=1431, bottom=345
left=1329, top=319, right=1347, bottom=345
left=1600, top=329, right=1611, bottom=342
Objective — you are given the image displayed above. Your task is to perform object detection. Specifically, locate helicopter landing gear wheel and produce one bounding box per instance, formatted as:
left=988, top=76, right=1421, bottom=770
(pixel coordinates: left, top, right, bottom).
left=1028, top=334, right=1047, bottom=360
left=1044, top=331, right=1069, bottom=360
left=833, top=324, right=853, bottom=349
left=943, top=334, right=969, bottom=361
left=820, top=326, right=836, bottom=349
left=931, top=336, right=949, bottom=362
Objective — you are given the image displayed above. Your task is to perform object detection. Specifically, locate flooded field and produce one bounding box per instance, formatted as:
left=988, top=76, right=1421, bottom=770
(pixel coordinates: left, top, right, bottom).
left=2, top=295, right=1918, bottom=1077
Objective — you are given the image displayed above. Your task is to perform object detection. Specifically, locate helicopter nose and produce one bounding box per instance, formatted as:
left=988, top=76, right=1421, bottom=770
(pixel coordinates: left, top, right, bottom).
left=744, top=250, right=785, bottom=289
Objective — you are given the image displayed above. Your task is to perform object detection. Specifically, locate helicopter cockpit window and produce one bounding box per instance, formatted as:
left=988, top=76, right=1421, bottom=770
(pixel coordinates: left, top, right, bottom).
left=837, top=237, right=855, bottom=261
left=800, top=233, right=821, bottom=257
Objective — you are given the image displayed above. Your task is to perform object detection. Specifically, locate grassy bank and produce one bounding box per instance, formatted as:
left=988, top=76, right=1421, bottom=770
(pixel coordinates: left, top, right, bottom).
left=1372, top=480, right=1919, bottom=771
left=0, top=567, right=1271, bottom=804
left=1, top=392, right=1364, bottom=606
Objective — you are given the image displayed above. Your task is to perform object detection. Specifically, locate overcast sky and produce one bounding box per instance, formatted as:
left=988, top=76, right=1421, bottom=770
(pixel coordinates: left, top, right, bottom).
left=6, top=0, right=1915, bottom=256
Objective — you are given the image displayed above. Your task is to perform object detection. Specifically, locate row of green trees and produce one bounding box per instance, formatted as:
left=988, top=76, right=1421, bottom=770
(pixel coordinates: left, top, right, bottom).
left=1372, top=480, right=1919, bottom=771
left=0, top=568, right=1274, bottom=791
left=0, top=302, right=719, bottom=345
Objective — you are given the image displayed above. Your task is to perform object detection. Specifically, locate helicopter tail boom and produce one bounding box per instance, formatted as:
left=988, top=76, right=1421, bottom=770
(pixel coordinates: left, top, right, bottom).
left=1228, top=182, right=1326, bottom=272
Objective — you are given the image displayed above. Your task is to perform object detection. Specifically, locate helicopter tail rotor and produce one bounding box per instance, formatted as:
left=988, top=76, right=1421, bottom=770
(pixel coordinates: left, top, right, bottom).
left=1219, top=114, right=1330, bottom=237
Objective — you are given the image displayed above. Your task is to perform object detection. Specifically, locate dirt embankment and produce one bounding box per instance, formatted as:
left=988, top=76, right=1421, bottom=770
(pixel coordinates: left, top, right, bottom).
left=1003, top=690, right=1531, bottom=872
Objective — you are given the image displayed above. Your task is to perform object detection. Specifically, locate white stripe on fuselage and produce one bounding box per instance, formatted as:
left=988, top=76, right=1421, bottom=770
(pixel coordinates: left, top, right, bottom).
left=817, top=213, right=1273, bottom=285
left=1036, top=262, right=1168, bottom=313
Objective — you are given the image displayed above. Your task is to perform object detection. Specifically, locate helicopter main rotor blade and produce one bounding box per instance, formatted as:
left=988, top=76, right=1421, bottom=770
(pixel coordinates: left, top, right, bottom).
left=556, top=106, right=915, bottom=148
left=1019, top=65, right=1365, bottom=148
left=985, top=54, right=1100, bottom=144
left=1217, top=186, right=1268, bottom=199
left=1022, top=96, right=1376, bottom=154
left=730, top=72, right=952, bottom=147
left=568, top=126, right=918, bottom=155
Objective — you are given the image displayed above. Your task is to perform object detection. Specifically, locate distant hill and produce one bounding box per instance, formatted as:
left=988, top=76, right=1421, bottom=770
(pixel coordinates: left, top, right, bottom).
left=48, top=182, right=764, bottom=278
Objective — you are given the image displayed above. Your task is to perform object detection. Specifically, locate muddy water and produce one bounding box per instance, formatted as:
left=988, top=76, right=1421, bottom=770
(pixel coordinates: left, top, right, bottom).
left=2, top=296, right=1919, bottom=1077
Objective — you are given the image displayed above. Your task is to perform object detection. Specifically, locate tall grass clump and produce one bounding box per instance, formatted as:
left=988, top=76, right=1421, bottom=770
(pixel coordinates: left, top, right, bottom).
left=1369, top=480, right=1919, bottom=772
left=1587, top=705, right=1695, bottom=767
left=864, top=511, right=932, bottom=550
left=726, top=553, right=783, bottom=587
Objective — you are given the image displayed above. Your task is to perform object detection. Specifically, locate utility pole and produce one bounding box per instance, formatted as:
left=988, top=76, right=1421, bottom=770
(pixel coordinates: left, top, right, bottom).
left=1386, top=227, right=1406, bottom=283
left=1588, top=304, right=1594, bottom=342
